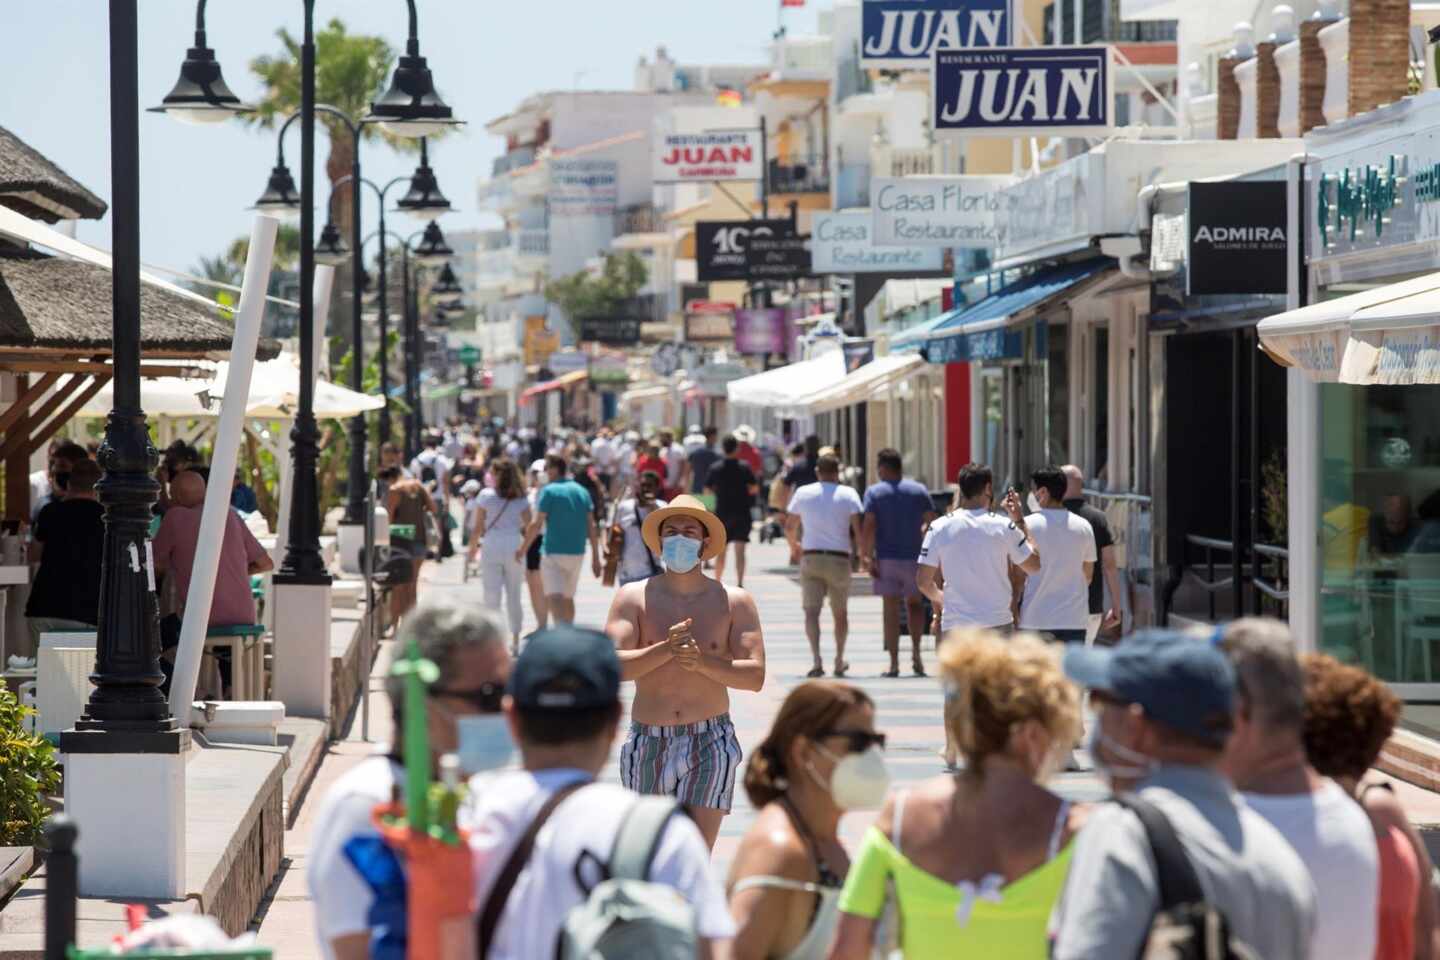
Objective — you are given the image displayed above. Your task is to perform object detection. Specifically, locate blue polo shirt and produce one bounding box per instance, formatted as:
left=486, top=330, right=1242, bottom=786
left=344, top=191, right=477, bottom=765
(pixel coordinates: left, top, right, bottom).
left=862, top=478, right=933, bottom=560
left=537, top=479, right=593, bottom=556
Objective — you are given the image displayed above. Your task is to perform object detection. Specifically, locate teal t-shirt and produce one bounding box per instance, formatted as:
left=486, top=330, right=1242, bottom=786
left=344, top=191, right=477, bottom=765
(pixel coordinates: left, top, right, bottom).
left=538, top=479, right=593, bottom=556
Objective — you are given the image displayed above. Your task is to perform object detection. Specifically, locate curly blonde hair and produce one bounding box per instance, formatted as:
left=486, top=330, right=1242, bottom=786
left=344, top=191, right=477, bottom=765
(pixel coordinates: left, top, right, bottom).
left=938, top=628, right=1081, bottom=775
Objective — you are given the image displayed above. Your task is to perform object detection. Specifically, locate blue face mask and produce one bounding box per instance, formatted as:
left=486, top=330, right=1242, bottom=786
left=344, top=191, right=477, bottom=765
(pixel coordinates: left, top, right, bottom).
left=455, top=714, right=515, bottom=774
left=661, top=534, right=703, bottom=573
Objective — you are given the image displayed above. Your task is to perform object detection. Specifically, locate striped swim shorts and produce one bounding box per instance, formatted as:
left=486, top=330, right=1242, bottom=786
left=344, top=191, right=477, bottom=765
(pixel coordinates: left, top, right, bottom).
left=619, top=713, right=742, bottom=812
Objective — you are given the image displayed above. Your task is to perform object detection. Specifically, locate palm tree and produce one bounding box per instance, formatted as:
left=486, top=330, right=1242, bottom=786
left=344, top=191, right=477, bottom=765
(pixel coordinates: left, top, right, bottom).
left=247, top=19, right=413, bottom=240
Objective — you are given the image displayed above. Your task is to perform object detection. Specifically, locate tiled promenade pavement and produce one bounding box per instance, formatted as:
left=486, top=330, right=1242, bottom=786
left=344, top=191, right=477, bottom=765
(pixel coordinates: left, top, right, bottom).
left=433, top=537, right=1111, bottom=871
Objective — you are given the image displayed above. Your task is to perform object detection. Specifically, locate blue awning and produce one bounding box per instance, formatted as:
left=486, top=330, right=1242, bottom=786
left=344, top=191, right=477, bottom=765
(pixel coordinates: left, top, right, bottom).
left=914, top=258, right=1112, bottom=364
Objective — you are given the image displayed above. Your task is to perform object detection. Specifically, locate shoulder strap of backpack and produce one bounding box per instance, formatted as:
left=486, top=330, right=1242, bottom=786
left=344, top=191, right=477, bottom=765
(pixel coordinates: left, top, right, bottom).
left=608, top=796, right=682, bottom=881
left=478, top=780, right=591, bottom=957
left=1113, top=793, right=1205, bottom=910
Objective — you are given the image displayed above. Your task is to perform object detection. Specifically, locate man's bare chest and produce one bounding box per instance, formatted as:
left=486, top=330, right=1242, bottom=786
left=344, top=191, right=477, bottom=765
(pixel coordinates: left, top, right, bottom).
left=640, top=594, right=731, bottom=655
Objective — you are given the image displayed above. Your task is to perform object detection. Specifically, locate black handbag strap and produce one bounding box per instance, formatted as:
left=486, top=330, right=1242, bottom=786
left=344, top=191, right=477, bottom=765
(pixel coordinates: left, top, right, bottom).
left=1113, top=793, right=1206, bottom=910
left=477, top=780, right=590, bottom=956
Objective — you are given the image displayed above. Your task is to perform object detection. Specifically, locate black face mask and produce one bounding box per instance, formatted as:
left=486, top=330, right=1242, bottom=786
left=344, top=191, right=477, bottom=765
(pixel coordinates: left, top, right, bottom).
left=52, top=471, right=70, bottom=492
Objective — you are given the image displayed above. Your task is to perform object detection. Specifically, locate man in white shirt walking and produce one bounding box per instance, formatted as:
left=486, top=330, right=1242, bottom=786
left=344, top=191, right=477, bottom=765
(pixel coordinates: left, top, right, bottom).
left=1012, top=465, right=1096, bottom=643
left=917, top=463, right=1040, bottom=634
left=786, top=454, right=864, bottom=677
left=1220, top=617, right=1378, bottom=960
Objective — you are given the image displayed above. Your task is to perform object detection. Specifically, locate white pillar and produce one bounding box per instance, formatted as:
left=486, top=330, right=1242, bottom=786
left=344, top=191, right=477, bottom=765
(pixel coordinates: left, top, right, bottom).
left=66, top=745, right=187, bottom=897
left=168, top=216, right=277, bottom=716
left=271, top=265, right=335, bottom=719
left=1286, top=154, right=1319, bottom=652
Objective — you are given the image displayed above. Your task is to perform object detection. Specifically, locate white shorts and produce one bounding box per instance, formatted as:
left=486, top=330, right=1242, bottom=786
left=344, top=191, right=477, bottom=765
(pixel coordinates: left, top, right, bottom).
left=540, top=553, right=584, bottom=597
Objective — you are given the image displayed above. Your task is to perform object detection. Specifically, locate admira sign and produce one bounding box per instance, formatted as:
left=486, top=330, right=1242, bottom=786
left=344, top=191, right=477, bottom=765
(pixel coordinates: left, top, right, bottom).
left=1187, top=181, right=1287, bottom=296
left=861, top=0, right=1014, bottom=69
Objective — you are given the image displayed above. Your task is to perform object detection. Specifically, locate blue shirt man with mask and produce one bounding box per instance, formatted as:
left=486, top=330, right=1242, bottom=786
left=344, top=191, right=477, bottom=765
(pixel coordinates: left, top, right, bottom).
left=860, top=448, right=936, bottom=677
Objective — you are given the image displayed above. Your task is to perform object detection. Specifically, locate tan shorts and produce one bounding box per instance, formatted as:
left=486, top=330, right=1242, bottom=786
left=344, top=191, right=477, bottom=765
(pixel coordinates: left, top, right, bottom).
left=540, top=553, right=584, bottom=597
left=800, top=553, right=852, bottom=612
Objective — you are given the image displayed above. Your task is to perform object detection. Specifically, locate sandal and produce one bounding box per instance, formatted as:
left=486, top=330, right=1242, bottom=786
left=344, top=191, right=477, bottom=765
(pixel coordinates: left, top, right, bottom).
left=880, top=667, right=901, bottom=678
left=834, top=661, right=850, bottom=678
left=806, top=666, right=825, bottom=678
left=912, top=659, right=927, bottom=678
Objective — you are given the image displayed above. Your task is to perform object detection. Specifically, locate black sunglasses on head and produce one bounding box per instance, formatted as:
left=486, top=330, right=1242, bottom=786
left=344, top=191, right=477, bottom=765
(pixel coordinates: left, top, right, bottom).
left=431, top=682, right=506, bottom=714
left=819, top=729, right=886, bottom=753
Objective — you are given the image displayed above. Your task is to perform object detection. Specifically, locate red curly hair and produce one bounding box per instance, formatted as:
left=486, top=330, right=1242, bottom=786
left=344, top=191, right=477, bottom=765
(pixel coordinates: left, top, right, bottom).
left=1300, top=653, right=1401, bottom=782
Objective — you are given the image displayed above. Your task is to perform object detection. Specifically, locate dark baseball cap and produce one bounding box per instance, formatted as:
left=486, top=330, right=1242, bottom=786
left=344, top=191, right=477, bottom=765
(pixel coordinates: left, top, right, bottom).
left=507, top=625, right=620, bottom=711
left=1063, top=629, right=1237, bottom=747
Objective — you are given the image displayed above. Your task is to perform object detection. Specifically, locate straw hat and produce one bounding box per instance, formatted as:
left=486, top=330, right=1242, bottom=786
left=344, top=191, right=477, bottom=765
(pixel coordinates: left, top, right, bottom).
left=734, top=424, right=757, bottom=444
left=641, top=495, right=728, bottom=562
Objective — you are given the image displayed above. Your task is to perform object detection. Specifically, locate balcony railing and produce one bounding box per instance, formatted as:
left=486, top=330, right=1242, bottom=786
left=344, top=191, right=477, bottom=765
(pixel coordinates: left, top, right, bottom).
left=492, top=145, right=538, bottom=177
left=871, top=144, right=950, bottom=178
left=613, top=203, right=664, bottom=237
left=515, top=229, right=549, bottom=257
left=768, top=158, right=830, bottom=195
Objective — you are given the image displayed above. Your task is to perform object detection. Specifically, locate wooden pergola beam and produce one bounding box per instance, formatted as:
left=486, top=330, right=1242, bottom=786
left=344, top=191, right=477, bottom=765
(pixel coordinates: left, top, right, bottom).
left=25, top=375, right=111, bottom=459
left=0, top=361, right=203, bottom=378
left=0, top=371, right=61, bottom=437
left=0, top=375, right=87, bottom=462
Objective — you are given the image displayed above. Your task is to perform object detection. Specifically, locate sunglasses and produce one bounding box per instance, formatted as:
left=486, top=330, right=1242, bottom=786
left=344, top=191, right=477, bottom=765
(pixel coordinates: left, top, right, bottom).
left=431, top=682, right=506, bottom=714
left=819, top=729, right=886, bottom=753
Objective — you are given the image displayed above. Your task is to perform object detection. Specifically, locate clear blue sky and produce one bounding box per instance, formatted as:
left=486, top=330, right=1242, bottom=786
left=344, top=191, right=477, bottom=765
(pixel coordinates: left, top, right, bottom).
left=0, top=1, right=816, bottom=274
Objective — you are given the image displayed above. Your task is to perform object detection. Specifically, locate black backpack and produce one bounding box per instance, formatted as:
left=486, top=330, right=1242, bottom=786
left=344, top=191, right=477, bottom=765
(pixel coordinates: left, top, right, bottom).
left=1113, top=794, right=1260, bottom=960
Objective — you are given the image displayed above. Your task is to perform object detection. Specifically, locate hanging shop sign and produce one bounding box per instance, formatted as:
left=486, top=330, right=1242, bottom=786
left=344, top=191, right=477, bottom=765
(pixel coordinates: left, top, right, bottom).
left=811, top=211, right=945, bottom=274
left=932, top=46, right=1114, bottom=138
left=697, top=219, right=794, bottom=281
left=653, top=130, right=762, bottom=184
left=588, top=353, right=631, bottom=386
left=842, top=339, right=876, bottom=372
left=734, top=308, right=789, bottom=356
left=457, top=344, right=481, bottom=366
left=1187, top=181, right=1288, bottom=296
left=547, top=350, right=589, bottom=375
left=921, top=326, right=1024, bottom=364
left=747, top=233, right=812, bottom=280
left=522, top=316, right=560, bottom=367
left=548, top=158, right=619, bottom=218
left=578, top=315, right=643, bottom=346
left=861, top=0, right=1014, bottom=70
left=685, top=303, right=736, bottom=342
left=872, top=175, right=1015, bottom=247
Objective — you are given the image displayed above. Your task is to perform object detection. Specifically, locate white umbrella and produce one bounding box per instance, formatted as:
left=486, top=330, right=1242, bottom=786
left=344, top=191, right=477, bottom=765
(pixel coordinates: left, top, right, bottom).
left=78, top=351, right=384, bottom=420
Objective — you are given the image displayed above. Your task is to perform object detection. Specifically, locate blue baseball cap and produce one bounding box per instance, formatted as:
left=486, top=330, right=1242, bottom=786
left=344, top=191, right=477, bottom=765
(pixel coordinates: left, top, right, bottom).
left=1063, top=630, right=1236, bottom=747
left=507, top=625, right=620, bottom=711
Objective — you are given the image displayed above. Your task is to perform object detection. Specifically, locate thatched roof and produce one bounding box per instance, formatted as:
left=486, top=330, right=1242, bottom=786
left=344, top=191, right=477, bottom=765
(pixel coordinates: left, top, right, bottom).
left=0, top=252, right=279, bottom=358
left=0, top=126, right=107, bottom=223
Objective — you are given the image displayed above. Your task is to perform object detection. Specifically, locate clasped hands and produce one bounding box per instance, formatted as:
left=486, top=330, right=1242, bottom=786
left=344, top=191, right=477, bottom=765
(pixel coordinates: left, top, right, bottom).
left=666, top=618, right=701, bottom=671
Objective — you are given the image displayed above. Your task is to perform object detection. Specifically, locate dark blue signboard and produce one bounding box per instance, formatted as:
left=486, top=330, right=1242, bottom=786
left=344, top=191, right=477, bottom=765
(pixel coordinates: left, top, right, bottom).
left=921, top=326, right=1023, bottom=364
left=932, top=46, right=1113, bottom=137
left=860, top=0, right=1014, bottom=69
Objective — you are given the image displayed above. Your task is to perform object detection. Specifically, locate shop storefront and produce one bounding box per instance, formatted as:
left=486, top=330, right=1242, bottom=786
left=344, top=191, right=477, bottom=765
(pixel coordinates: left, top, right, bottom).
left=1259, top=92, right=1440, bottom=700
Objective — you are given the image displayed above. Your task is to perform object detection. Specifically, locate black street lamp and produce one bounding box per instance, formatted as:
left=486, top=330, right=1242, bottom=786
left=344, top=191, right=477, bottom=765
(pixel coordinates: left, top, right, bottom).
left=157, top=0, right=462, bottom=555
left=397, top=228, right=457, bottom=460
left=149, top=0, right=252, bottom=124
left=68, top=1, right=178, bottom=741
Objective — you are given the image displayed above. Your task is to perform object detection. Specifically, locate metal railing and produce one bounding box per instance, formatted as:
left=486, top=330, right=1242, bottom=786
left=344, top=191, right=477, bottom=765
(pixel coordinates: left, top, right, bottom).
left=1181, top=534, right=1289, bottom=622
left=613, top=203, right=664, bottom=236
left=514, top=229, right=549, bottom=257
left=491, top=145, right=537, bottom=177
left=768, top=158, right=830, bottom=195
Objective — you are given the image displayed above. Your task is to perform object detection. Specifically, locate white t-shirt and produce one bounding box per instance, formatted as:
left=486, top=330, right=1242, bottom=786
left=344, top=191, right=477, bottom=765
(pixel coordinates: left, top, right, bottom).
left=787, top=482, right=864, bottom=553
left=1018, top=508, right=1096, bottom=630
left=663, top=443, right=686, bottom=488
left=307, top=755, right=401, bottom=959
left=1242, top=779, right=1379, bottom=960
left=918, top=509, right=1033, bottom=629
left=591, top=437, right=618, bottom=471
left=613, top=497, right=668, bottom=582
left=477, top=488, right=529, bottom=545
left=465, top=768, right=736, bottom=959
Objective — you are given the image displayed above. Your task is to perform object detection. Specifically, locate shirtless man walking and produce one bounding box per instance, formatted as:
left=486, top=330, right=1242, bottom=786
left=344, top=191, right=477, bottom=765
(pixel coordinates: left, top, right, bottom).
left=604, top=494, right=766, bottom=850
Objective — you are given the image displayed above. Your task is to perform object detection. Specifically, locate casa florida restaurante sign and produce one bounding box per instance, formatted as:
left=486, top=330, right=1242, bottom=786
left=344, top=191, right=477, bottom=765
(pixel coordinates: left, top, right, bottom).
left=861, top=0, right=1015, bottom=69
left=872, top=175, right=1015, bottom=247
left=932, top=46, right=1114, bottom=137
left=653, top=130, right=762, bottom=184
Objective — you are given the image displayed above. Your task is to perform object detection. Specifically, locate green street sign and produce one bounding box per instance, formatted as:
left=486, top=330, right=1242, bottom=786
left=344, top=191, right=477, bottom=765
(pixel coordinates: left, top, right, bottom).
left=457, top=345, right=481, bottom=366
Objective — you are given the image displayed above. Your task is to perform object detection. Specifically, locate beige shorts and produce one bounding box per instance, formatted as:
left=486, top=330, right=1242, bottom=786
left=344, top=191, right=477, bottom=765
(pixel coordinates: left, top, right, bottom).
left=540, top=553, right=584, bottom=597
left=800, top=553, right=852, bottom=612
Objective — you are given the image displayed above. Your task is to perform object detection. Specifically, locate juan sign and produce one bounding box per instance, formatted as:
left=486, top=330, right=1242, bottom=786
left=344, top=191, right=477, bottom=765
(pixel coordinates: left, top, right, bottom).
left=933, top=46, right=1114, bottom=138
left=861, top=0, right=1014, bottom=70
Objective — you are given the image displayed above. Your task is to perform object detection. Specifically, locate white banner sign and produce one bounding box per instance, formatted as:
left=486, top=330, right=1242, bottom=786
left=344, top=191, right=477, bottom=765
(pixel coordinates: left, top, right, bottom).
left=653, top=130, right=762, bottom=184
left=871, top=175, right=1015, bottom=247
left=811, top=211, right=946, bottom=273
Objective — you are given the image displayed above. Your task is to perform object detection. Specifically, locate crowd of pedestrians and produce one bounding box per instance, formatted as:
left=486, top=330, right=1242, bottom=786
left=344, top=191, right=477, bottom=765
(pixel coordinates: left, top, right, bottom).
left=303, top=417, right=1438, bottom=959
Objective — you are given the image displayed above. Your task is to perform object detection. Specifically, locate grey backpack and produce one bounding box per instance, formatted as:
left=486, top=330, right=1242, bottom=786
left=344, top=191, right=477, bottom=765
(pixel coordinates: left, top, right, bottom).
left=478, top=783, right=698, bottom=959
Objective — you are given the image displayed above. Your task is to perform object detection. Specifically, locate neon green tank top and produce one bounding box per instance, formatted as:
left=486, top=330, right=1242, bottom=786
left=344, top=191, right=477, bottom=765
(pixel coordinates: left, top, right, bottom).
left=836, top=796, right=1074, bottom=960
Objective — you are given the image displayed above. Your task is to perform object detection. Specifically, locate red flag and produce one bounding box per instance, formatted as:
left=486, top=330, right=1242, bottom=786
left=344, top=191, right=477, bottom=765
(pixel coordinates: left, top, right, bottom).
left=782, top=0, right=805, bottom=6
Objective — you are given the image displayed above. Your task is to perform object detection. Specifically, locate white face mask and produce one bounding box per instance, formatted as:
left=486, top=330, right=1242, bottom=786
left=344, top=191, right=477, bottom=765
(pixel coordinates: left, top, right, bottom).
left=1086, top=718, right=1156, bottom=783
left=811, top=744, right=891, bottom=810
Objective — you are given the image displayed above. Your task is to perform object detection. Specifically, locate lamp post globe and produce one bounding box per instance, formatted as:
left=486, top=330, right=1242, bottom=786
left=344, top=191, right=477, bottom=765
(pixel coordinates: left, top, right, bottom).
left=412, top=220, right=453, bottom=266
left=395, top=139, right=452, bottom=220
left=430, top=263, right=463, bottom=305
left=361, top=25, right=464, bottom=137
left=251, top=163, right=302, bottom=219
left=148, top=10, right=252, bottom=124
left=314, top=221, right=349, bottom=266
